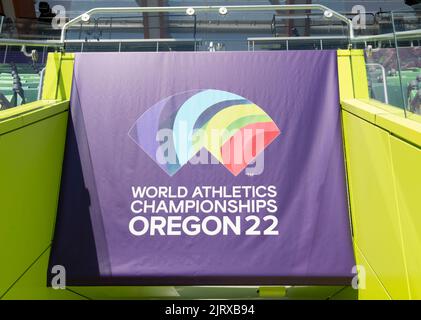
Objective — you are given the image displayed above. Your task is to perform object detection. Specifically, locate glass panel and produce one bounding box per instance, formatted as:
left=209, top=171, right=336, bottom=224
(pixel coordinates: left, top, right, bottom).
left=365, top=14, right=397, bottom=106
left=366, top=47, right=406, bottom=108
left=365, top=10, right=421, bottom=117
left=393, top=10, right=421, bottom=116
left=61, top=8, right=355, bottom=52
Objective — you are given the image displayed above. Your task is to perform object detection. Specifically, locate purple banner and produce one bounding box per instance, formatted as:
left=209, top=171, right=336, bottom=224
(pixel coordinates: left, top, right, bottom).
left=49, top=51, right=355, bottom=286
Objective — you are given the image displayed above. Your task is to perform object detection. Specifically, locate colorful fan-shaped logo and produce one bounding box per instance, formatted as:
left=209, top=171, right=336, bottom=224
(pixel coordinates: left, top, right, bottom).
left=129, top=89, right=280, bottom=176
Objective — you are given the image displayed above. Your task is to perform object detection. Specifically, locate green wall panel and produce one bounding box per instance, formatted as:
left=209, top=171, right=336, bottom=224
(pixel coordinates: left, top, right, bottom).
left=337, top=50, right=354, bottom=100
left=354, top=246, right=391, bottom=300
left=286, top=286, right=355, bottom=300
left=42, top=53, right=75, bottom=101
left=342, top=110, right=410, bottom=299
left=329, top=286, right=359, bottom=300
left=69, top=286, right=180, bottom=300
left=1, top=248, right=85, bottom=300
left=390, top=136, right=421, bottom=299
left=350, top=50, right=369, bottom=99
left=0, top=110, right=68, bottom=297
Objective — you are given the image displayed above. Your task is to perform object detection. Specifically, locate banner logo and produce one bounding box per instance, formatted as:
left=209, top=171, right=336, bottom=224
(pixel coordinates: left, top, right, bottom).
left=129, top=89, right=280, bottom=176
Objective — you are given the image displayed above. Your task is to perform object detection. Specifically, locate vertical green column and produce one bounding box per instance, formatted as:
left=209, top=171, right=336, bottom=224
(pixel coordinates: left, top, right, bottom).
left=42, top=53, right=75, bottom=101
left=350, top=50, right=369, bottom=99
left=337, top=50, right=355, bottom=100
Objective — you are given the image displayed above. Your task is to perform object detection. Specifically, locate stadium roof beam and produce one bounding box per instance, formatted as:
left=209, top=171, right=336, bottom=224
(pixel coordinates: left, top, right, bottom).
left=136, top=0, right=170, bottom=39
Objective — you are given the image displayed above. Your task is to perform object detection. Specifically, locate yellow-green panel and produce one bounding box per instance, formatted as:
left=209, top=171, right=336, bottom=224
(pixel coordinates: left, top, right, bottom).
left=0, top=101, right=69, bottom=136
left=174, top=286, right=260, bottom=299
left=341, top=99, right=421, bottom=147
left=364, top=98, right=421, bottom=126
left=350, top=50, right=369, bottom=99
left=0, top=110, right=68, bottom=297
left=0, top=100, right=56, bottom=121
left=258, top=286, right=286, bottom=298
left=56, top=54, right=75, bottom=101
left=337, top=50, right=354, bottom=100
left=406, top=111, right=421, bottom=125
left=1, top=248, right=86, bottom=300
left=354, top=246, right=391, bottom=300
left=42, top=52, right=62, bottom=100
left=376, top=113, right=421, bottom=148
left=329, top=286, right=358, bottom=300
left=341, top=99, right=378, bottom=123
left=340, top=113, right=358, bottom=249
left=286, top=286, right=354, bottom=300
left=390, top=136, right=421, bottom=299
left=342, top=110, right=410, bottom=299
left=362, top=98, right=407, bottom=117
left=41, top=53, right=75, bottom=101
left=69, top=286, right=180, bottom=300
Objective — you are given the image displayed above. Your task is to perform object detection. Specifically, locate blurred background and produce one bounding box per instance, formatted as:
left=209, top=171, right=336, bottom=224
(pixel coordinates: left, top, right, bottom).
left=0, top=0, right=420, bottom=114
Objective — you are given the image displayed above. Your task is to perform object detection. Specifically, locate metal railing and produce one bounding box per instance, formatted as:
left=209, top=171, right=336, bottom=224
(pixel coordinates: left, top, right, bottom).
left=0, top=5, right=419, bottom=50
left=0, top=5, right=419, bottom=116
left=248, top=29, right=421, bottom=50
left=0, top=38, right=61, bottom=47
left=367, top=63, right=389, bottom=105
left=60, top=5, right=354, bottom=43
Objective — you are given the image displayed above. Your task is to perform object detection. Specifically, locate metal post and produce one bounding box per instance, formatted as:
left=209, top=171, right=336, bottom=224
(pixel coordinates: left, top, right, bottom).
left=391, top=11, right=407, bottom=116
left=367, top=63, right=389, bottom=105
left=109, top=17, right=113, bottom=39
left=0, top=16, right=4, bottom=34
left=42, top=46, right=46, bottom=64
left=37, top=68, right=46, bottom=101
left=3, top=45, right=8, bottom=63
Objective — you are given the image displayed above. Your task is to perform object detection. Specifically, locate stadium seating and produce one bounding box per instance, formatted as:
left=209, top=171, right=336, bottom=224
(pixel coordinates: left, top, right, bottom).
left=0, top=63, right=42, bottom=110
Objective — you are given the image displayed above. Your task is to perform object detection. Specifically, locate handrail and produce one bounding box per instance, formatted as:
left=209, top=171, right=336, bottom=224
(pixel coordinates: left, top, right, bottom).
left=0, top=30, right=420, bottom=50
left=60, top=5, right=354, bottom=43
left=37, top=67, right=46, bottom=101
left=353, top=29, right=421, bottom=42
left=248, top=35, right=348, bottom=41
left=64, top=38, right=198, bottom=43
left=366, top=63, right=389, bottom=105
left=0, top=38, right=62, bottom=47
left=248, top=29, right=421, bottom=44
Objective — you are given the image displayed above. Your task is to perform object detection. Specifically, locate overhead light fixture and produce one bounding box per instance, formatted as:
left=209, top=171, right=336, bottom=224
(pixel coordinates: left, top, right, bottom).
left=186, top=7, right=195, bottom=16
left=81, top=13, right=90, bottom=22
left=219, top=7, right=228, bottom=15
left=323, top=10, right=333, bottom=19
